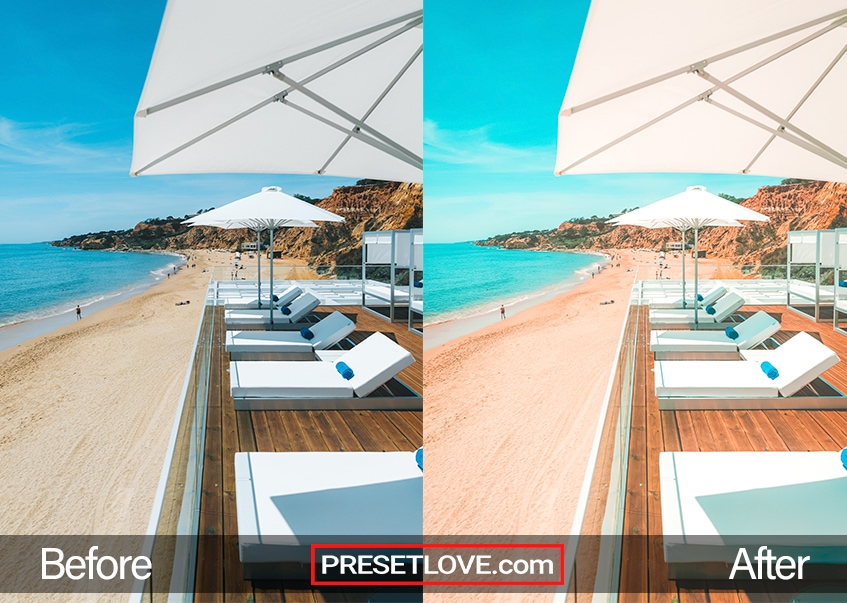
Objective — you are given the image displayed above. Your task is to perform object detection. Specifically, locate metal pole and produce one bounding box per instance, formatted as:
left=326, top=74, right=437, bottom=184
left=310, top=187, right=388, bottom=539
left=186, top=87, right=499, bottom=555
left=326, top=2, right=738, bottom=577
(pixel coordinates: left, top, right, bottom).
left=694, top=227, right=700, bottom=330
left=269, top=227, right=275, bottom=326
left=815, top=230, right=821, bottom=321
left=255, top=228, right=262, bottom=308
left=680, top=228, right=686, bottom=308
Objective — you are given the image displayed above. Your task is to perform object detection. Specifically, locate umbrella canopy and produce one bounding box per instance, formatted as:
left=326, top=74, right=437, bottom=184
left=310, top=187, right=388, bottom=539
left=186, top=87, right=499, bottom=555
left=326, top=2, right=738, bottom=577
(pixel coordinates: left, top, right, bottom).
left=608, top=186, right=768, bottom=323
left=131, top=0, right=422, bottom=183
left=185, top=186, right=343, bottom=317
left=556, top=2, right=847, bottom=182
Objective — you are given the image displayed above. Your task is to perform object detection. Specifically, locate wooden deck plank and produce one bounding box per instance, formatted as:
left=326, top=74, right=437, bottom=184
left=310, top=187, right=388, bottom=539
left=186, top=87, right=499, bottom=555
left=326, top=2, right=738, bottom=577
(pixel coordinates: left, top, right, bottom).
left=615, top=304, right=847, bottom=603
left=192, top=303, right=421, bottom=599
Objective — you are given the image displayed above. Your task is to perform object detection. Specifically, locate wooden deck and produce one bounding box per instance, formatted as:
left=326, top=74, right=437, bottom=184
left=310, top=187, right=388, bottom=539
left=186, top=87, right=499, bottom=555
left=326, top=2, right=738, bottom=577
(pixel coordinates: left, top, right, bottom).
left=194, top=305, right=422, bottom=601
left=618, top=305, right=847, bottom=602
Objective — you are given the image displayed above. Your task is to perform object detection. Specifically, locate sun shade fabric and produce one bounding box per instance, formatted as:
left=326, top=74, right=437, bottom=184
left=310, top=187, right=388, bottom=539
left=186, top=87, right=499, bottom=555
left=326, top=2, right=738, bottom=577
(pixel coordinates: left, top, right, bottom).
left=132, top=0, right=422, bottom=182
left=556, top=1, right=847, bottom=182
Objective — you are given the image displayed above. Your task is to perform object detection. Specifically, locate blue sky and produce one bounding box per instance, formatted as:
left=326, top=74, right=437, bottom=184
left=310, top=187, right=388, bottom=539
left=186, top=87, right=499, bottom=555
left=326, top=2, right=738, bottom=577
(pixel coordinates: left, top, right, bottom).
left=423, top=0, right=783, bottom=243
left=0, top=2, right=356, bottom=244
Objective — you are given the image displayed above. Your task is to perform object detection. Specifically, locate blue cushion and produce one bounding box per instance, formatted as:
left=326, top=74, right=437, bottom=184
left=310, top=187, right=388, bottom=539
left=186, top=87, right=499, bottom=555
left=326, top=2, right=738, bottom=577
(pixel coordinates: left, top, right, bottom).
left=336, top=361, right=354, bottom=380
left=705, top=305, right=716, bottom=315
left=415, top=447, right=423, bottom=471
left=840, top=281, right=847, bottom=288
left=724, top=326, right=739, bottom=340
left=697, top=294, right=704, bottom=301
left=272, top=294, right=279, bottom=302
left=842, top=447, right=847, bottom=471
left=761, top=361, right=779, bottom=380
left=281, top=305, right=291, bottom=315
left=414, top=280, right=423, bottom=288
left=300, top=327, right=314, bottom=341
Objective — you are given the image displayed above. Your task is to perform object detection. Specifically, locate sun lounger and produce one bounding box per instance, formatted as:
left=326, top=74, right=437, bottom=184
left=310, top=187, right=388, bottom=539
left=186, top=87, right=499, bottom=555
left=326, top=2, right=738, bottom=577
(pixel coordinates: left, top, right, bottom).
left=654, top=332, right=842, bottom=409
left=649, top=291, right=744, bottom=326
left=650, top=311, right=780, bottom=353
left=660, top=450, right=847, bottom=579
left=649, top=284, right=727, bottom=309
left=230, top=332, right=418, bottom=409
left=225, top=311, right=355, bottom=358
left=223, top=285, right=302, bottom=309
left=236, top=451, right=422, bottom=579
left=224, top=293, right=320, bottom=329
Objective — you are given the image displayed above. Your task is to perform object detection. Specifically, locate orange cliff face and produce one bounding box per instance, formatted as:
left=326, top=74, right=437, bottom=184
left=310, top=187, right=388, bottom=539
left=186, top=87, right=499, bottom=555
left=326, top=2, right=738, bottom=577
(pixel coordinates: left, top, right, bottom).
left=582, top=181, right=847, bottom=266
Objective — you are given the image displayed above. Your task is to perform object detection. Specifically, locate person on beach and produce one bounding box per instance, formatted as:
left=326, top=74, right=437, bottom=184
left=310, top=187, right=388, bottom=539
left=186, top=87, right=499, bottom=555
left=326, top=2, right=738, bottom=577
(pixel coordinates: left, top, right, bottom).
left=500, top=304, right=506, bottom=320
left=76, top=305, right=81, bottom=320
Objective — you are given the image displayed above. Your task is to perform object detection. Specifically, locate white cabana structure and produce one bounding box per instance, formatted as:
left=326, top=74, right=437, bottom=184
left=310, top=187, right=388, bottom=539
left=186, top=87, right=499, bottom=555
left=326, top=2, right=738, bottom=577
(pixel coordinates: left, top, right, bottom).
left=131, top=0, right=422, bottom=183
left=361, top=229, right=422, bottom=329
left=408, top=228, right=423, bottom=334
left=787, top=230, right=836, bottom=322
left=556, top=2, right=847, bottom=182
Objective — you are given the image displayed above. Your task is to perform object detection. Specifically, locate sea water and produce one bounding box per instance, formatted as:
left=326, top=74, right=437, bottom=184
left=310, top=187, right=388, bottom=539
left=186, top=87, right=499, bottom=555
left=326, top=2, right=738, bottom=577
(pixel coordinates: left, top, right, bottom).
left=0, top=242, right=180, bottom=328
left=425, top=242, right=604, bottom=325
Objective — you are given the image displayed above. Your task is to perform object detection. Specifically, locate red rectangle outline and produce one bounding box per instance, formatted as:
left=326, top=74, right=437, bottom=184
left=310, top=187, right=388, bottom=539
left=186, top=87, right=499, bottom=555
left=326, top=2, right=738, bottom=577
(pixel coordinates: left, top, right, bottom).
left=309, top=543, right=565, bottom=586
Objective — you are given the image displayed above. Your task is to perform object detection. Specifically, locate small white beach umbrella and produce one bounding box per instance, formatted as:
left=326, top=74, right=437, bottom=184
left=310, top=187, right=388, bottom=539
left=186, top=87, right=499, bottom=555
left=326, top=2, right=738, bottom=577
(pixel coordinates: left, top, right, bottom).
left=130, top=0, right=422, bottom=183
left=556, top=2, right=847, bottom=182
left=184, top=186, right=344, bottom=323
left=607, top=186, right=768, bottom=326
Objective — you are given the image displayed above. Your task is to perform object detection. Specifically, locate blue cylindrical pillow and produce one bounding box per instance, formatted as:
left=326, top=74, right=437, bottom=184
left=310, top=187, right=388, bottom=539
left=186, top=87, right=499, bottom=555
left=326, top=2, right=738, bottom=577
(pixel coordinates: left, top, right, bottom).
left=761, top=361, right=779, bottom=380
left=725, top=327, right=739, bottom=340
left=272, top=294, right=279, bottom=302
left=336, top=361, right=354, bottom=380
left=840, top=280, right=847, bottom=288
left=281, top=305, right=291, bottom=315
left=416, top=447, right=423, bottom=471
left=705, top=305, right=716, bottom=315
left=842, top=447, right=847, bottom=471
left=300, top=327, right=314, bottom=341
left=414, top=280, right=423, bottom=288
left=697, top=294, right=704, bottom=301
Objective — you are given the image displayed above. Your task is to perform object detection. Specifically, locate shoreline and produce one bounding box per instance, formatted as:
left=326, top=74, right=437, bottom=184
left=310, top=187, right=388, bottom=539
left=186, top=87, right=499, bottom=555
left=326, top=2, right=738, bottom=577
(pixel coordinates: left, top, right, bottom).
left=423, top=250, right=611, bottom=351
left=0, top=250, right=188, bottom=353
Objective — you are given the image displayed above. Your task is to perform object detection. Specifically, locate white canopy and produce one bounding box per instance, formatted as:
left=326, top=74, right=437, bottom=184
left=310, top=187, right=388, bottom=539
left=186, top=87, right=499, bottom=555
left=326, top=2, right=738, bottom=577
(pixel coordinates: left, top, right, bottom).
left=131, top=0, right=422, bottom=183
left=556, top=2, right=847, bottom=182
left=607, top=187, right=766, bottom=230
left=184, top=186, right=342, bottom=230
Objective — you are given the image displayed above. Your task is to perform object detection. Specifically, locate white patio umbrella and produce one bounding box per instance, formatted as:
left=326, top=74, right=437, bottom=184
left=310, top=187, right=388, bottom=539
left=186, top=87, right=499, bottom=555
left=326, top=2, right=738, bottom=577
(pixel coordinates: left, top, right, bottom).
left=184, top=186, right=344, bottom=323
left=131, top=0, right=422, bottom=183
left=607, top=186, right=768, bottom=326
left=556, top=2, right=847, bottom=182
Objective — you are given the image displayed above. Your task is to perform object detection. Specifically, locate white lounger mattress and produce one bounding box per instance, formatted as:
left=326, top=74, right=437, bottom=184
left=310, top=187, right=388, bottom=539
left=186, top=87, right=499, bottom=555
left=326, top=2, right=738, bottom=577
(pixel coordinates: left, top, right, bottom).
left=650, top=311, right=780, bottom=353
left=225, top=312, right=355, bottom=353
left=236, top=451, right=423, bottom=564
left=660, top=451, right=847, bottom=564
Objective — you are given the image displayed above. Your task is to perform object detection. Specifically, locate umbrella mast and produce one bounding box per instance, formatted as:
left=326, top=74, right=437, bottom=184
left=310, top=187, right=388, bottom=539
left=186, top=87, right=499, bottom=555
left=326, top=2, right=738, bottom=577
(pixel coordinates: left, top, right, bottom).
left=268, top=227, right=275, bottom=326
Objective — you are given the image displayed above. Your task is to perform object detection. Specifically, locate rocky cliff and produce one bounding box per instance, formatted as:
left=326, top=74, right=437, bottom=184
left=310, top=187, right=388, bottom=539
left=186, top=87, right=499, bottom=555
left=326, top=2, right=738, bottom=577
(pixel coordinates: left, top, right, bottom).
left=478, top=180, right=847, bottom=267
left=52, top=181, right=422, bottom=267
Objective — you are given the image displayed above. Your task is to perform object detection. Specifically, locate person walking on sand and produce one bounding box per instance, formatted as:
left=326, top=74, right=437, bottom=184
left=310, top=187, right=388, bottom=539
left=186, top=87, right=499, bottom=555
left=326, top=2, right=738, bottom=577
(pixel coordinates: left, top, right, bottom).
left=500, top=304, right=506, bottom=320
left=76, top=305, right=81, bottom=320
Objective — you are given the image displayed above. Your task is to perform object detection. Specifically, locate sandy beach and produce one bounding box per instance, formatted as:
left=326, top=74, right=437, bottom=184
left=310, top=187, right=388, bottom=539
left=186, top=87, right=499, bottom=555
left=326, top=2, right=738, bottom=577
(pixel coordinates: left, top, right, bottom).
left=422, top=248, right=711, bottom=602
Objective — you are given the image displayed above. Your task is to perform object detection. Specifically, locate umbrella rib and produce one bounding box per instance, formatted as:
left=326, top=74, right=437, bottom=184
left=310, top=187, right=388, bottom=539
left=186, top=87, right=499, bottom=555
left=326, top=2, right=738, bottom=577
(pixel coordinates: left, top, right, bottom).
left=318, top=45, right=422, bottom=175
left=271, top=70, right=422, bottom=165
left=280, top=98, right=422, bottom=170
left=697, top=71, right=847, bottom=168
left=562, top=8, right=847, bottom=117
left=707, top=98, right=847, bottom=170
left=557, top=95, right=701, bottom=175
left=131, top=95, right=278, bottom=176
left=137, top=10, right=422, bottom=118
left=744, top=41, right=847, bottom=174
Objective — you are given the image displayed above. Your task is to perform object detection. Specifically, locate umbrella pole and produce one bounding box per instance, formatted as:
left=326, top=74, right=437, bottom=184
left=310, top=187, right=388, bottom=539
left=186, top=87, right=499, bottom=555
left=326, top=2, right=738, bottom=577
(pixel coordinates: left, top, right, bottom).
left=694, top=227, right=699, bottom=330
left=269, top=227, right=274, bottom=326
left=256, top=228, right=262, bottom=308
left=681, top=228, right=686, bottom=308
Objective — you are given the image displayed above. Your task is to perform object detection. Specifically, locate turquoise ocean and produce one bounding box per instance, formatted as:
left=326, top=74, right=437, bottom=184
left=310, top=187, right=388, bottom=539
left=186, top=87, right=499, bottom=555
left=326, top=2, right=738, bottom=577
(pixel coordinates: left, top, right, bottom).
left=425, top=242, right=604, bottom=325
left=0, top=243, right=181, bottom=328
